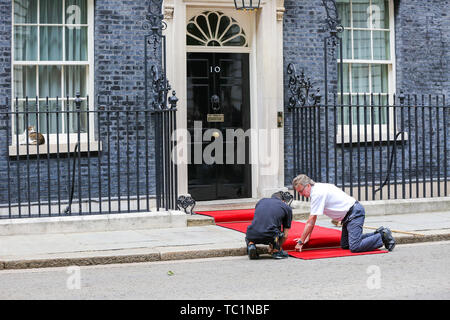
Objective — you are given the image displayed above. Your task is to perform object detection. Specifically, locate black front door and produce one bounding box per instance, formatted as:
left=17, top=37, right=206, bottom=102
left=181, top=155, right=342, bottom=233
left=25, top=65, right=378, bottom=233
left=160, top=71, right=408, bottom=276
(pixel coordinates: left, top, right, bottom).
left=187, top=52, right=251, bottom=201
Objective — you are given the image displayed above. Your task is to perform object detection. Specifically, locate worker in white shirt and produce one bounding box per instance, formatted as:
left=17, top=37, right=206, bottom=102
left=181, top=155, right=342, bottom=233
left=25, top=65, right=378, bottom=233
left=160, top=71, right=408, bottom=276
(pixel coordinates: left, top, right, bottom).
left=292, top=174, right=396, bottom=253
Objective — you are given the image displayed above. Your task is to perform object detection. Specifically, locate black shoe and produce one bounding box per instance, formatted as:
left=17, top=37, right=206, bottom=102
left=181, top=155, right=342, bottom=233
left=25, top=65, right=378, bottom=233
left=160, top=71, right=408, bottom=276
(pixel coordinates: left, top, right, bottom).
left=272, top=251, right=288, bottom=259
left=375, top=226, right=385, bottom=234
left=279, top=250, right=289, bottom=258
left=247, top=244, right=259, bottom=260
left=378, top=227, right=396, bottom=251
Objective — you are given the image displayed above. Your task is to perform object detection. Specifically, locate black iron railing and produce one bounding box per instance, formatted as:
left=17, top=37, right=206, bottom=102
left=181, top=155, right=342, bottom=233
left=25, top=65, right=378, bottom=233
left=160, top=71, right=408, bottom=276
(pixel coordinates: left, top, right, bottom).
left=0, top=94, right=178, bottom=219
left=288, top=92, right=449, bottom=201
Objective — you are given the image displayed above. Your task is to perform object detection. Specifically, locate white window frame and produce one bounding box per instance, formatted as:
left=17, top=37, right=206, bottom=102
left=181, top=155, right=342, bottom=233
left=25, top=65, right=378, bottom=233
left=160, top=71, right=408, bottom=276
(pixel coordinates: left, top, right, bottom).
left=10, top=0, right=96, bottom=155
left=336, top=0, right=399, bottom=144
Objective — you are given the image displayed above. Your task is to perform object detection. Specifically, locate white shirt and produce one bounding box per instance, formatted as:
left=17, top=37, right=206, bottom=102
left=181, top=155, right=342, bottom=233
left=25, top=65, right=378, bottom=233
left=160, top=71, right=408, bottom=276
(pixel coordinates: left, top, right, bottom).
left=310, top=183, right=356, bottom=221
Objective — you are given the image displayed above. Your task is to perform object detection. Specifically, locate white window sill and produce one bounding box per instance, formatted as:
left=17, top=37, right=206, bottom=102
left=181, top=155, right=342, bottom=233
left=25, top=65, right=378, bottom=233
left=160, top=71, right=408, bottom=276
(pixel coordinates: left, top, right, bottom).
left=336, top=128, right=408, bottom=145
left=9, top=141, right=102, bottom=157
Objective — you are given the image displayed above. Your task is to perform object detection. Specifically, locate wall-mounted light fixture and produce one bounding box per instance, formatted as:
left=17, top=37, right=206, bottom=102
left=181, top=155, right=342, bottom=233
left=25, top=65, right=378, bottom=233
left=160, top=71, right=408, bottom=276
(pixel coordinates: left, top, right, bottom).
left=234, top=0, right=261, bottom=11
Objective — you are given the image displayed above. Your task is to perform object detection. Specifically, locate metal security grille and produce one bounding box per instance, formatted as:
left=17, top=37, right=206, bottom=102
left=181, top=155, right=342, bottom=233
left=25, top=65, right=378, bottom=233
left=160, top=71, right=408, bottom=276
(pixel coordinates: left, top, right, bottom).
left=288, top=86, right=449, bottom=201
left=0, top=94, right=178, bottom=219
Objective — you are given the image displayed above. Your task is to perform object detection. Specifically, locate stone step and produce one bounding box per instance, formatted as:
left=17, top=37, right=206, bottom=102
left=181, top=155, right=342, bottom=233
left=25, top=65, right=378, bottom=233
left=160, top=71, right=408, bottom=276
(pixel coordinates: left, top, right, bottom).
left=192, top=198, right=259, bottom=212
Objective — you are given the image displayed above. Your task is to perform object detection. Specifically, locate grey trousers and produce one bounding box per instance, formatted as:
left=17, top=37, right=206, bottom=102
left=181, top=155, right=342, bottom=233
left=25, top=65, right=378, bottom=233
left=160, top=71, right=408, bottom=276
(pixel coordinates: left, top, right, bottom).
left=341, top=202, right=384, bottom=252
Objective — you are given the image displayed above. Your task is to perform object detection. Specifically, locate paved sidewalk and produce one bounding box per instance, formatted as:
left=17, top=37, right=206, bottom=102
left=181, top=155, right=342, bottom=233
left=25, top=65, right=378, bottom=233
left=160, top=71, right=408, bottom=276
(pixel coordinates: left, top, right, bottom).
left=1, top=210, right=449, bottom=270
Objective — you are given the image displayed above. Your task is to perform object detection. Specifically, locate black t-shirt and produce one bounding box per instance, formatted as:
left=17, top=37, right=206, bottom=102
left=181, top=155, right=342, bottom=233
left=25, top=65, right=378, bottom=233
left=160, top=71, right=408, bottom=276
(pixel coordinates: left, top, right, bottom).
left=246, top=197, right=293, bottom=240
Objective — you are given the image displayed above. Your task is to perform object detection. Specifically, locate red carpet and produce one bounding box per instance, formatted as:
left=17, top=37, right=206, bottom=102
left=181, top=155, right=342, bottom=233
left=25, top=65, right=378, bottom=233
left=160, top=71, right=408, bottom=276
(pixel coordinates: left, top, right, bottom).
left=197, top=209, right=387, bottom=260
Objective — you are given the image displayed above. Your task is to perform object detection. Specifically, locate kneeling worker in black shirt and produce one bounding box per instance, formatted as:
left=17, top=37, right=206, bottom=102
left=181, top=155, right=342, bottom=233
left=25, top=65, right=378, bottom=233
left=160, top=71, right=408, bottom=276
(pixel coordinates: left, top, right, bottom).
left=245, top=192, right=293, bottom=259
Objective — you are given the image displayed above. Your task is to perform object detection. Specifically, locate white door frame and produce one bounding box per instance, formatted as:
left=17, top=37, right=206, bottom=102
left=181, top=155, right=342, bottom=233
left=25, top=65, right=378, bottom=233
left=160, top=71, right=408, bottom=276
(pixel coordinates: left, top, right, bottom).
left=163, top=0, right=286, bottom=199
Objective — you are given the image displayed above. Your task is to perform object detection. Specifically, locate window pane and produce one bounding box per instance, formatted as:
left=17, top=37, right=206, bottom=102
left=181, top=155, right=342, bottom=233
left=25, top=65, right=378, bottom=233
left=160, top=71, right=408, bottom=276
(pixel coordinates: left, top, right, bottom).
left=39, top=66, right=61, bottom=97
left=65, top=66, right=87, bottom=97
left=187, top=21, right=208, bottom=46
left=337, top=29, right=352, bottom=59
left=372, top=95, right=388, bottom=124
left=221, top=24, right=244, bottom=46
left=348, top=94, right=365, bottom=124
left=348, top=95, right=357, bottom=124
left=208, top=12, right=219, bottom=38
left=371, top=0, right=389, bottom=29
left=14, top=0, right=38, bottom=23
left=14, top=65, right=36, bottom=97
left=351, top=64, right=369, bottom=93
left=65, top=26, right=88, bottom=61
left=187, top=22, right=207, bottom=42
left=371, top=64, right=388, bottom=93
left=222, top=36, right=246, bottom=47
left=353, top=94, right=370, bottom=124
left=337, top=95, right=387, bottom=125
left=337, top=63, right=350, bottom=92
left=38, top=100, right=63, bottom=134
left=373, top=31, right=390, bottom=60
left=196, top=15, right=210, bottom=39
left=65, top=0, right=88, bottom=25
left=40, top=0, right=62, bottom=24
left=337, top=95, right=350, bottom=125
left=14, top=26, right=38, bottom=60
left=353, top=30, right=371, bottom=59
left=352, top=0, right=370, bottom=28
left=15, top=100, right=37, bottom=135
left=187, top=35, right=205, bottom=46
left=68, top=100, right=87, bottom=133
left=336, top=0, right=350, bottom=28
left=40, top=26, right=63, bottom=61
left=218, top=15, right=231, bottom=37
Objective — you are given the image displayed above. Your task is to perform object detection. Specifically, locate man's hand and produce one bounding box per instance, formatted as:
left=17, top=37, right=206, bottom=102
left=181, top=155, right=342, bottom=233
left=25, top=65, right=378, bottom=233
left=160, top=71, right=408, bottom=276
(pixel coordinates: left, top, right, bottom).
left=294, top=215, right=317, bottom=252
left=293, top=238, right=306, bottom=252
left=294, top=242, right=304, bottom=252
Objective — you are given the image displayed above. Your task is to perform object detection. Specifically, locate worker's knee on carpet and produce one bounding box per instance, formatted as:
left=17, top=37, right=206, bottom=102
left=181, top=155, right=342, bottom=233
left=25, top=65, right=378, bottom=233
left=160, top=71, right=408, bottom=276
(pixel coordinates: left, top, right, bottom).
left=349, top=241, right=366, bottom=253
left=349, top=247, right=362, bottom=253
left=349, top=236, right=383, bottom=253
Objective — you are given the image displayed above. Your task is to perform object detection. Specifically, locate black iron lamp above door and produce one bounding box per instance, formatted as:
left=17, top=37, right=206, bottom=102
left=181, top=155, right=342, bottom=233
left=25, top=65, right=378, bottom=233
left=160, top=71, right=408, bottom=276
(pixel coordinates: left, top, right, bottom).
left=234, top=0, right=261, bottom=11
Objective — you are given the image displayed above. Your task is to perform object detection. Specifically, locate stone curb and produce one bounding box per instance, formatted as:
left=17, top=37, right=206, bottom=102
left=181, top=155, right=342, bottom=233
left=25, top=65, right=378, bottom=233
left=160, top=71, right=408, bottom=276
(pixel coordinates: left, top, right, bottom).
left=1, top=232, right=448, bottom=270
left=392, top=231, right=450, bottom=245
left=0, top=248, right=247, bottom=270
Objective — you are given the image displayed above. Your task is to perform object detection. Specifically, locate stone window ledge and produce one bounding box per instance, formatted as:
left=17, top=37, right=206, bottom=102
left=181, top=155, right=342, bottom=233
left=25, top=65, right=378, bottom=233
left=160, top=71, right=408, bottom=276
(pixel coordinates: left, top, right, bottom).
left=9, top=141, right=102, bottom=157
left=336, top=129, right=409, bottom=145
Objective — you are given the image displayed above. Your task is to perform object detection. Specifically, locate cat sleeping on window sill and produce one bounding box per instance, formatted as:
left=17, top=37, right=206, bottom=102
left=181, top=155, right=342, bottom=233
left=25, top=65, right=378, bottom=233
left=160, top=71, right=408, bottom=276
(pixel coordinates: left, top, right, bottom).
left=18, top=126, right=45, bottom=146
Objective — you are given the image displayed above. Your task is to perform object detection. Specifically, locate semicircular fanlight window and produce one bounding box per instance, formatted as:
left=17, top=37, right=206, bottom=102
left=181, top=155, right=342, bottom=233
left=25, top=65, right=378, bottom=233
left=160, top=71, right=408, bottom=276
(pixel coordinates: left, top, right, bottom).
left=187, top=11, right=248, bottom=47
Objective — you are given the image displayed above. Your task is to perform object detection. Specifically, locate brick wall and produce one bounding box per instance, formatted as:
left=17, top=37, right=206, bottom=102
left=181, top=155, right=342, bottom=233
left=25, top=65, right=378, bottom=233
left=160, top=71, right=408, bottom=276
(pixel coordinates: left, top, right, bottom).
left=0, top=0, right=12, bottom=207
left=0, top=0, right=11, bottom=109
left=394, top=0, right=449, bottom=96
left=0, top=0, right=163, bottom=211
left=283, top=0, right=337, bottom=186
left=0, top=0, right=448, bottom=209
left=282, top=0, right=449, bottom=194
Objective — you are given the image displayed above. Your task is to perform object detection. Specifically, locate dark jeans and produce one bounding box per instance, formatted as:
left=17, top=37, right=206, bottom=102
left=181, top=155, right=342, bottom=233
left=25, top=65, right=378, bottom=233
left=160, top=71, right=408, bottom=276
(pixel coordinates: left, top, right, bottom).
left=246, top=231, right=284, bottom=251
left=341, top=202, right=384, bottom=252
